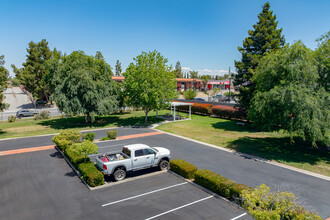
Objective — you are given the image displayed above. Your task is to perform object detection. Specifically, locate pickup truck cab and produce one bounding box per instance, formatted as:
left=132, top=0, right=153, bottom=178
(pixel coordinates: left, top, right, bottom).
left=95, top=144, right=171, bottom=181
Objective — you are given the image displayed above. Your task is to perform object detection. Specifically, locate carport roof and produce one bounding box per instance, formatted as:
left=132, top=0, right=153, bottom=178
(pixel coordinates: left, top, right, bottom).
left=170, top=102, right=193, bottom=106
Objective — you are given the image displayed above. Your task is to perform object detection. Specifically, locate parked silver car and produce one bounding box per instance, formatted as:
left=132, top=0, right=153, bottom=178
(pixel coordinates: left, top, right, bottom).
left=16, top=109, right=39, bottom=118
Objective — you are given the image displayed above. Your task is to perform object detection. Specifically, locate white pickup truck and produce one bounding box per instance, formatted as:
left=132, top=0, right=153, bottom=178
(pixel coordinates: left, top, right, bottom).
left=95, top=144, right=171, bottom=181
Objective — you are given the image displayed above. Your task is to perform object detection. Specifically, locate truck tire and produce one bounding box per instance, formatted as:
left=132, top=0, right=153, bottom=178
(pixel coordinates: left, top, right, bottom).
left=113, top=167, right=126, bottom=181
left=159, top=160, right=169, bottom=170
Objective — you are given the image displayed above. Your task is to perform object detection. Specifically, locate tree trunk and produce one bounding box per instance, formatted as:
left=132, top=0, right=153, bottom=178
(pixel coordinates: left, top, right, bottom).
left=44, top=89, right=49, bottom=103
left=87, top=112, right=92, bottom=123
left=144, top=108, right=149, bottom=124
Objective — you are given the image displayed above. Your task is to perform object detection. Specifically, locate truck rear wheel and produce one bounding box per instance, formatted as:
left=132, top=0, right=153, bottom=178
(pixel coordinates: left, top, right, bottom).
left=159, top=160, right=169, bottom=170
left=113, top=168, right=126, bottom=181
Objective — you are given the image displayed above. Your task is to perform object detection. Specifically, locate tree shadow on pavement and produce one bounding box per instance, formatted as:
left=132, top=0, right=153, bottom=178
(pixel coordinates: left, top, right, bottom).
left=227, top=136, right=330, bottom=166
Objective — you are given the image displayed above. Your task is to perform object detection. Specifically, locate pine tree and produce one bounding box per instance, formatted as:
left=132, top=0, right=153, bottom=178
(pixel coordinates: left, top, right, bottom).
left=12, top=39, right=53, bottom=101
left=174, top=61, right=183, bottom=78
left=234, top=2, right=285, bottom=110
left=115, top=60, right=122, bottom=76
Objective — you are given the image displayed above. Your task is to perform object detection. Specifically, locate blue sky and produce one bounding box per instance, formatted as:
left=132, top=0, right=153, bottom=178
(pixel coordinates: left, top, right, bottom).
left=1, top=0, right=329, bottom=76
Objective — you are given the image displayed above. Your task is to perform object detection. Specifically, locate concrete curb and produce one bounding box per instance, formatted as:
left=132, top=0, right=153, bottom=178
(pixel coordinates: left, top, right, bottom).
left=167, top=170, right=245, bottom=211
left=154, top=129, right=330, bottom=182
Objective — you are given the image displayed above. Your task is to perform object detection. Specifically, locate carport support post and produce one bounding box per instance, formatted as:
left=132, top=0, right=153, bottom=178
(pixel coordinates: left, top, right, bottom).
left=189, top=105, right=191, bottom=119
left=174, top=106, right=176, bottom=121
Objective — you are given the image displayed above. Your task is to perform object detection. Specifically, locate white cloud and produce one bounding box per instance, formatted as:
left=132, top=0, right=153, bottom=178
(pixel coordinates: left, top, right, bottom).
left=182, top=67, right=231, bottom=76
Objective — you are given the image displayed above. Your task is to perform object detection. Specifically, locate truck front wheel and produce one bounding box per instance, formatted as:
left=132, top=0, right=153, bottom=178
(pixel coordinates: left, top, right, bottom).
left=159, top=160, right=170, bottom=170
left=113, top=168, right=126, bottom=181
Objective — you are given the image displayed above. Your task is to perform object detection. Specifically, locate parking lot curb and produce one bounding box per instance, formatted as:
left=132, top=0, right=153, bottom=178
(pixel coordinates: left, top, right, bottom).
left=167, top=170, right=245, bottom=211
left=55, top=146, right=92, bottom=190
left=156, top=129, right=330, bottom=182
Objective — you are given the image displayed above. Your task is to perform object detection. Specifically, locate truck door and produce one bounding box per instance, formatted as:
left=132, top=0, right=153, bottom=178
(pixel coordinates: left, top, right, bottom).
left=143, top=148, right=155, bottom=167
left=132, top=149, right=146, bottom=169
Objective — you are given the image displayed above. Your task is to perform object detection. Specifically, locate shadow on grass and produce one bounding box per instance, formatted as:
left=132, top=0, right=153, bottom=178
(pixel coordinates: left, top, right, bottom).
left=227, top=136, right=330, bottom=165
left=0, top=129, right=6, bottom=136
left=212, top=121, right=259, bottom=133
left=38, top=114, right=164, bottom=130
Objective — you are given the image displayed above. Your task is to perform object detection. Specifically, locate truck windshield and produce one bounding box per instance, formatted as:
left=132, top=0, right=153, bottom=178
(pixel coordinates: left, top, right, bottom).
left=122, top=147, right=131, bottom=157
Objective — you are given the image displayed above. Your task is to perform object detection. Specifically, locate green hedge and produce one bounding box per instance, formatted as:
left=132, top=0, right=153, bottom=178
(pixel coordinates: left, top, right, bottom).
left=64, top=147, right=90, bottom=167
left=78, top=162, right=104, bottom=187
left=170, top=159, right=198, bottom=179
left=107, top=130, right=117, bottom=139
left=230, top=184, right=251, bottom=202
left=52, top=130, right=82, bottom=151
left=194, top=169, right=237, bottom=198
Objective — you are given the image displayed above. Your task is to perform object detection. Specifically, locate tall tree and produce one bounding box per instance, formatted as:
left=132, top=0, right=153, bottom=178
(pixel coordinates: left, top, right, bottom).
left=189, top=70, right=198, bottom=79
left=47, top=51, right=118, bottom=123
left=315, top=30, right=330, bottom=92
left=201, top=75, right=211, bottom=90
left=12, top=39, right=53, bottom=101
left=174, top=61, right=183, bottom=78
left=0, top=55, right=9, bottom=111
left=95, top=51, right=104, bottom=60
left=234, top=2, right=285, bottom=110
left=249, top=42, right=329, bottom=147
left=123, top=50, right=176, bottom=123
left=115, top=60, right=122, bottom=76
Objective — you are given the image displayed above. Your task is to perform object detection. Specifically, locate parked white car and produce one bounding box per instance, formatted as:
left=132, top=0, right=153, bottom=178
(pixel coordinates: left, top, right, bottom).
left=96, top=144, right=171, bottom=181
left=16, top=109, right=39, bottom=118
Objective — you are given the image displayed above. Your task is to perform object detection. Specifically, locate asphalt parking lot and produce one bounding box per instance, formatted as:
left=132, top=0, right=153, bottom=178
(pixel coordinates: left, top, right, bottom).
left=95, top=173, right=250, bottom=220
left=0, top=127, right=329, bottom=218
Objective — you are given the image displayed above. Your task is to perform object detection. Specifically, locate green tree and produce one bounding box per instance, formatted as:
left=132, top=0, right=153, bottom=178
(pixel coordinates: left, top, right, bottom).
left=123, top=50, right=176, bottom=123
left=47, top=51, right=118, bottom=123
left=174, top=61, right=183, bottom=78
left=201, top=75, right=211, bottom=90
left=249, top=42, right=329, bottom=147
left=189, top=70, right=198, bottom=79
left=12, top=39, right=53, bottom=101
left=0, top=55, right=9, bottom=111
left=71, top=140, right=98, bottom=163
left=234, top=2, right=285, bottom=111
left=315, top=30, right=330, bottom=91
left=241, top=184, right=321, bottom=219
left=95, top=51, right=104, bottom=60
left=183, top=89, right=197, bottom=100
left=115, top=60, right=122, bottom=76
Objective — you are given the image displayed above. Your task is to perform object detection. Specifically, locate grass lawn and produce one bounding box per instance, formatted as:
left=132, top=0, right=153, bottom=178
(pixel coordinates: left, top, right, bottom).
left=0, top=110, right=168, bottom=139
left=157, top=114, right=330, bottom=177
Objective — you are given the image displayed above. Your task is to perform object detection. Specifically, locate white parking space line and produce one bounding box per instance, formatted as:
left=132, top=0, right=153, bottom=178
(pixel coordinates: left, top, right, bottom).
left=145, top=196, right=214, bottom=220
left=102, top=182, right=188, bottom=207
left=230, top=213, right=247, bottom=220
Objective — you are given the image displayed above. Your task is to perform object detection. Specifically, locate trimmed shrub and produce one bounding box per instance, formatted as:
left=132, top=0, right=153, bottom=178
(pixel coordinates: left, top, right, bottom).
left=183, top=89, right=197, bottom=100
left=64, top=147, right=90, bottom=167
left=34, top=111, right=50, bottom=120
left=52, top=130, right=82, bottom=151
left=194, top=169, right=236, bottom=198
left=176, top=103, right=212, bottom=116
left=8, top=115, right=16, bottom=123
left=211, top=105, right=246, bottom=119
left=230, top=184, right=251, bottom=203
left=107, top=129, right=117, bottom=139
left=78, top=161, right=104, bottom=187
left=170, top=159, right=198, bottom=179
left=82, top=132, right=96, bottom=142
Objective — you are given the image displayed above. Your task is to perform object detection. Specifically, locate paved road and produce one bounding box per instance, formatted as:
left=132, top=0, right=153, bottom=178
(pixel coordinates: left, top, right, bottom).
left=1, top=87, right=62, bottom=121
left=0, top=127, right=329, bottom=218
